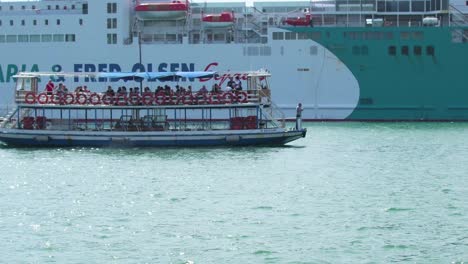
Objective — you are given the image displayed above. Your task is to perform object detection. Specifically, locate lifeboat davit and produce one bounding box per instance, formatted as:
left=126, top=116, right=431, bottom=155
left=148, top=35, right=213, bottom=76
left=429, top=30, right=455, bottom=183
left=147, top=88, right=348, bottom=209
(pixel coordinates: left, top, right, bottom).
left=135, top=1, right=188, bottom=21
left=283, top=14, right=311, bottom=27
left=202, top=11, right=235, bottom=28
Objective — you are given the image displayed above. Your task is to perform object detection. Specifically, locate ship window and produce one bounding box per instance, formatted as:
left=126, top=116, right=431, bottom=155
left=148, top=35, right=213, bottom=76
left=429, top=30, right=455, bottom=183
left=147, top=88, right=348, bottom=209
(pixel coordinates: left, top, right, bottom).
left=33, top=20, right=37, bottom=26
left=56, top=5, right=59, bottom=10
left=47, top=5, right=51, bottom=10
left=285, top=32, right=296, bottom=40
left=53, top=34, right=64, bottom=42
left=9, top=6, right=13, bottom=11
left=107, top=18, right=117, bottom=29
left=32, top=5, right=35, bottom=10
left=400, top=32, right=410, bottom=40
left=297, top=32, right=308, bottom=40
left=21, top=6, right=25, bottom=10
left=260, top=46, right=272, bottom=56
left=412, top=32, right=424, bottom=40
left=45, top=19, right=48, bottom=26
left=10, top=20, right=13, bottom=26
left=41, top=34, right=52, bottom=42
left=72, top=5, right=76, bottom=10
left=385, top=32, right=394, bottom=40
left=361, top=45, right=369, bottom=55
left=79, top=19, right=83, bottom=26
left=352, top=46, right=361, bottom=55
left=107, top=33, right=117, bottom=44
left=308, top=32, right=321, bottom=40
left=107, top=3, right=117, bottom=14
left=466, top=0, right=468, bottom=5
left=0, top=20, right=2, bottom=26
left=30, top=34, right=40, bottom=42
left=18, top=35, right=29, bottom=43
left=65, top=34, right=76, bottom=42
left=57, top=19, right=60, bottom=25
left=426, top=45, right=435, bottom=56
left=310, top=46, right=318, bottom=55
left=83, top=4, right=88, bottom=14
left=0, top=35, right=5, bottom=43
left=401, top=45, right=409, bottom=55
left=21, top=20, right=25, bottom=26
left=272, top=32, right=284, bottom=40
left=0, top=6, right=2, bottom=11
left=414, top=46, right=422, bottom=55
left=6, top=35, right=17, bottom=43
left=388, top=46, right=396, bottom=55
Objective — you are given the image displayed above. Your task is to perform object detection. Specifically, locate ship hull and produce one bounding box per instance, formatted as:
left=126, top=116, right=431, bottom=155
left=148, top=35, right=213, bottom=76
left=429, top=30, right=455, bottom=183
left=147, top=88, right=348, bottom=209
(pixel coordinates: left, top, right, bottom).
left=0, top=128, right=306, bottom=147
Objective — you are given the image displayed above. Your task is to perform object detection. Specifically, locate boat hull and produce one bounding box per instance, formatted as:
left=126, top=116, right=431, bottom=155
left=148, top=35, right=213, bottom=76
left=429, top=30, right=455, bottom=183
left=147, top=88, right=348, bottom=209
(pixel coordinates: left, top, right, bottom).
left=0, top=128, right=306, bottom=147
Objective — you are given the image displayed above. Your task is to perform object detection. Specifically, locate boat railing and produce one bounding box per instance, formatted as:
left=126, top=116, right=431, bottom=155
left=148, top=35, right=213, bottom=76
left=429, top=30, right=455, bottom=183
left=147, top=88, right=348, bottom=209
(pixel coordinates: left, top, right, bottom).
left=15, top=90, right=266, bottom=106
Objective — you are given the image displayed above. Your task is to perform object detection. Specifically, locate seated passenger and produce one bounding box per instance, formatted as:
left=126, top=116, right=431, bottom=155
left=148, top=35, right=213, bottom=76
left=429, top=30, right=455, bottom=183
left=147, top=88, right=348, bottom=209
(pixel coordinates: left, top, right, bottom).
left=199, top=85, right=208, bottom=93
left=106, top=86, right=115, bottom=96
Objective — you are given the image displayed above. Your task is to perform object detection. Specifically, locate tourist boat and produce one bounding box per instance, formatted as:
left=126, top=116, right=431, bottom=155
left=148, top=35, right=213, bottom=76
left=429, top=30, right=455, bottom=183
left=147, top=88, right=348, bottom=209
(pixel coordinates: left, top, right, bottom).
left=135, top=0, right=188, bottom=20
left=0, top=70, right=306, bottom=147
left=202, top=11, right=235, bottom=28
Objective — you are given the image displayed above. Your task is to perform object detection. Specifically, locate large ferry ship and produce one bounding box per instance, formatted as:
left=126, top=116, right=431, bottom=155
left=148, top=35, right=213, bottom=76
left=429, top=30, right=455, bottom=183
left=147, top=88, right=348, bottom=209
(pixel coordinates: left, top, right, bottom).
left=0, top=0, right=467, bottom=121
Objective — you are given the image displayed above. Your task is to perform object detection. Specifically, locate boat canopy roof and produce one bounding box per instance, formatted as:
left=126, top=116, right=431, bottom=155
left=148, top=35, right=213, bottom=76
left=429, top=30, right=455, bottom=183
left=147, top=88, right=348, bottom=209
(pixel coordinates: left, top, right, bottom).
left=13, top=71, right=217, bottom=81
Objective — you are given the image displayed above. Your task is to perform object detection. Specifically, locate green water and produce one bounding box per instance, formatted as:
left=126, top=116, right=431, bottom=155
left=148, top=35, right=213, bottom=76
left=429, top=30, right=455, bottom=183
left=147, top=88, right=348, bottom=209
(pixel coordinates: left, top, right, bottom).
left=0, top=123, right=467, bottom=263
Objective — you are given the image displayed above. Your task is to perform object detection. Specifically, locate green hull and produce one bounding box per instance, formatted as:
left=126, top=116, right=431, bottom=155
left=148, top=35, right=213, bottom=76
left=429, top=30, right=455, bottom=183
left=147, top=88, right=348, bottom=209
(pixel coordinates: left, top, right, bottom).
left=289, top=26, right=468, bottom=121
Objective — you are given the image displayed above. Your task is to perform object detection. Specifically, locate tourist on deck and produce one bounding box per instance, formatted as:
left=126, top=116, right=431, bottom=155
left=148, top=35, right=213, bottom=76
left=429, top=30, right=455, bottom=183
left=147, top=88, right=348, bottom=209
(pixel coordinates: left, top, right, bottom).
left=45, top=80, right=55, bottom=95
left=199, top=85, right=208, bottom=94
left=235, top=76, right=243, bottom=91
left=296, top=103, right=303, bottom=130
left=106, top=86, right=115, bottom=96
left=74, top=86, right=82, bottom=93
left=227, top=77, right=235, bottom=90
left=187, top=85, right=192, bottom=94
left=82, top=85, right=90, bottom=93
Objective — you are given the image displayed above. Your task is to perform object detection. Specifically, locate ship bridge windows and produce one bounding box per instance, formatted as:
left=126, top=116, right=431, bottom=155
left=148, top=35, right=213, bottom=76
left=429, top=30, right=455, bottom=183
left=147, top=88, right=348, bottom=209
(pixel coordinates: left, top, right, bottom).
left=285, top=32, right=297, bottom=40
left=107, top=33, right=117, bottom=44
left=30, top=35, right=40, bottom=42
left=9, top=6, right=13, bottom=11
left=352, top=45, right=369, bottom=56
left=297, top=32, right=309, bottom=40
left=426, top=45, right=435, bottom=56
left=42, top=34, right=52, bottom=42
left=107, top=18, right=117, bottom=29
left=6, top=35, right=17, bottom=43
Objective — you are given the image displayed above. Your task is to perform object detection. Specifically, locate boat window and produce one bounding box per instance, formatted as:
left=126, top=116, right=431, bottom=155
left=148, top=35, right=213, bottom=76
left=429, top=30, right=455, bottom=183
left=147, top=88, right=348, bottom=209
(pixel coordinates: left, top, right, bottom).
left=9, top=6, right=13, bottom=11
left=65, top=34, right=76, bottom=42
left=401, top=45, right=409, bottom=55
left=388, top=45, right=396, bottom=56
left=41, top=34, right=52, bottom=42
left=0, top=35, right=5, bottom=43
left=308, top=32, right=321, bottom=40
left=272, top=32, right=284, bottom=40
left=10, top=20, right=13, bottom=26
left=285, top=32, right=296, bottom=40
left=260, top=46, right=272, bottom=56
left=107, top=33, right=117, bottom=44
left=45, top=19, right=48, bottom=26
left=30, top=35, right=40, bottom=42
left=47, top=5, right=51, bottom=10
left=32, top=5, right=36, bottom=10
left=72, top=5, right=76, bottom=10
left=0, top=20, right=2, bottom=26
left=426, top=46, right=435, bottom=56
left=33, top=20, right=37, bottom=26
left=21, top=20, right=25, bottom=26
left=21, top=5, right=25, bottom=10
left=57, top=19, right=61, bottom=25
left=18, top=35, right=29, bottom=42
left=414, top=46, right=422, bottom=56
left=56, top=5, right=59, bottom=10
left=53, top=34, right=64, bottom=42
left=297, top=32, right=308, bottom=40
left=385, top=32, right=394, bottom=40
left=6, top=35, right=17, bottom=43
left=352, top=46, right=360, bottom=55
left=107, top=3, right=117, bottom=14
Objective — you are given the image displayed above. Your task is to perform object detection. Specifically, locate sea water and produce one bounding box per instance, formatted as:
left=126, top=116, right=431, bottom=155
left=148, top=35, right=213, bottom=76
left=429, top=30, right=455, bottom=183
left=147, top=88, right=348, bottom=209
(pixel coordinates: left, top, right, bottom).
left=0, top=122, right=467, bottom=263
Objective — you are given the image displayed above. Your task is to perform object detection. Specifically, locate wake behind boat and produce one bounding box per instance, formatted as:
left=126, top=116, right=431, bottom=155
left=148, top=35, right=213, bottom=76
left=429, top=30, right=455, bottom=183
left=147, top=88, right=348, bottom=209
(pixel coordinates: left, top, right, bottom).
left=0, top=70, right=306, bottom=147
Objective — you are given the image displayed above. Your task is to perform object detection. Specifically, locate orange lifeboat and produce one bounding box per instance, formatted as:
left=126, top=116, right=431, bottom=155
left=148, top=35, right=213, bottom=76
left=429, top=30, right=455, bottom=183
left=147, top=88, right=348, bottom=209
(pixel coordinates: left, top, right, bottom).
left=283, top=14, right=312, bottom=27
left=202, top=11, right=235, bottom=28
left=135, top=1, right=188, bottom=21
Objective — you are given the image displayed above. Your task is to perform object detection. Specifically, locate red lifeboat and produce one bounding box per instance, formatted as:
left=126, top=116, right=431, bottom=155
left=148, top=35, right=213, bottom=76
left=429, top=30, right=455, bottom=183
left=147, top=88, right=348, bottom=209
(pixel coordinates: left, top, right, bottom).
left=135, top=1, right=188, bottom=21
left=283, top=14, right=311, bottom=27
left=202, top=11, right=235, bottom=28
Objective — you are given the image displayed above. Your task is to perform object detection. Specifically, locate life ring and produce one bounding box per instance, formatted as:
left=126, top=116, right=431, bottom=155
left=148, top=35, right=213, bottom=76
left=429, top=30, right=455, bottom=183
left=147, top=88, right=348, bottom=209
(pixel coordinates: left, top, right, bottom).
left=24, top=92, right=36, bottom=104
left=222, top=92, right=234, bottom=104
left=195, top=93, right=208, bottom=105
left=37, top=93, right=49, bottom=104
left=237, top=91, right=248, bottom=103
left=128, top=94, right=141, bottom=105
left=63, top=93, right=75, bottom=105
left=101, top=94, right=114, bottom=105
left=141, top=93, right=154, bottom=105
left=209, top=93, right=221, bottom=105
left=175, top=94, right=188, bottom=105
left=50, top=93, right=62, bottom=105
left=75, top=93, right=88, bottom=105
left=164, top=94, right=174, bottom=105
left=88, top=93, right=101, bottom=105
left=154, top=92, right=165, bottom=105
left=116, top=94, right=128, bottom=106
